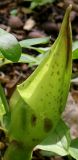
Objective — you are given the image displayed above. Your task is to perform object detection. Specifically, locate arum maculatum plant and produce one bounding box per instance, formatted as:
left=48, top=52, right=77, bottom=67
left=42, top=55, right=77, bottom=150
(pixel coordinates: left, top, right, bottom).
left=0, top=5, right=76, bottom=160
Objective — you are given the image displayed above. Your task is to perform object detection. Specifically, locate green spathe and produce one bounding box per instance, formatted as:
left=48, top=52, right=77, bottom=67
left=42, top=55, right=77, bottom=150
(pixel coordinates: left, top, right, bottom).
left=4, top=5, right=72, bottom=160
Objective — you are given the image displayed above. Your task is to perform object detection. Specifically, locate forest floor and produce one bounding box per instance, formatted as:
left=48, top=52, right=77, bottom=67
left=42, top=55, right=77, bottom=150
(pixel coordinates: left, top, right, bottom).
left=0, top=0, right=78, bottom=159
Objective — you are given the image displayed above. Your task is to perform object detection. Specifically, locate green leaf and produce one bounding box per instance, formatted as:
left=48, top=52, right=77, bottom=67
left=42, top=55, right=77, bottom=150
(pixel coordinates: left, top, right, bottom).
left=0, top=97, right=6, bottom=122
left=72, top=49, right=78, bottom=60
left=0, top=83, right=9, bottom=113
left=72, top=41, right=78, bottom=59
left=0, top=97, right=6, bottom=116
left=69, top=138, right=78, bottom=160
left=0, top=83, right=11, bottom=129
left=19, top=53, right=38, bottom=64
left=73, top=41, right=78, bottom=51
left=20, top=37, right=50, bottom=48
left=36, top=120, right=70, bottom=157
left=0, top=28, right=21, bottom=62
left=29, top=46, right=50, bottom=54
left=0, top=51, right=3, bottom=58
left=30, top=0, right=56, bottom=9
left=0, top=53, right=39, bottom=67
left=10, top=9, right=18, bottom=16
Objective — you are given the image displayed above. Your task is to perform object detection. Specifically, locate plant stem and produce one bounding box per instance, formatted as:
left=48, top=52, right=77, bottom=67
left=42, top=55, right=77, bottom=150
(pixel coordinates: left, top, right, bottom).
left=4, top=140, right=32, bottom=160
left=0, top=83, right=9, bottom=113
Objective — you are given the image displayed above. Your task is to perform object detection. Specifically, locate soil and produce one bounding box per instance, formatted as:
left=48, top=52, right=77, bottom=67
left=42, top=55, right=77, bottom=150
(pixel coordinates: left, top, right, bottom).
left=0, top=0, right=78, bottom=160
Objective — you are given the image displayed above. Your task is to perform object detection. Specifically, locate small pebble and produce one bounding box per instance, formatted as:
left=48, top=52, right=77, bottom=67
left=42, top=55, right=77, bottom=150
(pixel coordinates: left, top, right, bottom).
left=8, top=16, right=23, bottom=29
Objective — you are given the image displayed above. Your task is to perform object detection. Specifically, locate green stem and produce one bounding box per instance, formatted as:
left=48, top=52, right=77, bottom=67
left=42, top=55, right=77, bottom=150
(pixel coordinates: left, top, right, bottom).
left=4, top=140, right=32, bottom=160
left=0, top=83, right=9, bottom=113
